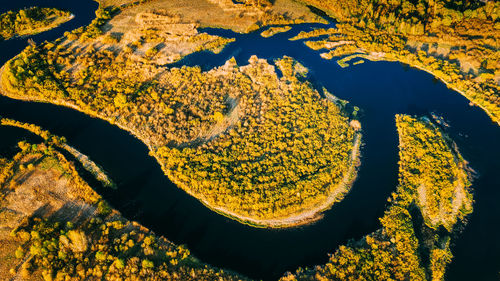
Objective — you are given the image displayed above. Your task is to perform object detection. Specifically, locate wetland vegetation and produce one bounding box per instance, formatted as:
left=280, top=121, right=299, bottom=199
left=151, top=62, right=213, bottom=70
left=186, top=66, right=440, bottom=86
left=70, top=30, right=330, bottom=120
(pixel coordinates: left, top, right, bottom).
left=282, top=115, right=473, bottom=281
left=297, top=0, right=500, bottom=124
left=0, top=124, right=246, bottom=281
left=0, top=0, right=497, bottom=280
left=0, top=7, right=73, bottom=40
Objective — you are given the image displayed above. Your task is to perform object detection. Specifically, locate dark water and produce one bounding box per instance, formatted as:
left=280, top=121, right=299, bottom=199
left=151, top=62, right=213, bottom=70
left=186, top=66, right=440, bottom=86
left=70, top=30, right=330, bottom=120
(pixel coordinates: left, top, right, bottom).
left=0, top=1, right=499, bottom=280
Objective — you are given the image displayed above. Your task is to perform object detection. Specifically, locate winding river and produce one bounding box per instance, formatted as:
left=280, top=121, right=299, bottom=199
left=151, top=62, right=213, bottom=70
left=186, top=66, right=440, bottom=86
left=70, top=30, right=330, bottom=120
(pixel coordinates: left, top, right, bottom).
left=0, top=1, right=499, bottom=280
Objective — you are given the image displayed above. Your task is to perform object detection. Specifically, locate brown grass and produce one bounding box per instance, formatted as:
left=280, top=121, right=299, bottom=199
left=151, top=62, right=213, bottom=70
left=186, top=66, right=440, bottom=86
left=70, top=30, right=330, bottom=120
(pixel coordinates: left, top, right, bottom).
left=0, top=154, right=98, bottom=279
left=103, top=0, right=324, bottom=33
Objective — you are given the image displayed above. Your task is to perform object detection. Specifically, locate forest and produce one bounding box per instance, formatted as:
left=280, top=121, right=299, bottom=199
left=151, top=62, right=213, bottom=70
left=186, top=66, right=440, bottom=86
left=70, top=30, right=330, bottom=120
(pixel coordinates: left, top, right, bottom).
left=0, top=134, right=246, bottom=280
left=281, top=115, right=473, bottom=281
left=156, top=57, right=361, bottom=226
left=1, top=24, right=361, bottom=226
left=295, top=0, right=500, bottom=124
left=0, top=115, right=472, bottom=280
left=0, top=112, right=472, bottom=280
left=0, top=0, right=487, bottom=279
left=0, top=7, right=72, bottom=40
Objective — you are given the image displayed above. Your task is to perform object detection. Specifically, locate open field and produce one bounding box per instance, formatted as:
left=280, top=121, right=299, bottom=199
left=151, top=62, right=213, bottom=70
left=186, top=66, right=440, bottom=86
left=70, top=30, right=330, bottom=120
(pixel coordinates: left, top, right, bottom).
left=0, top=136, right=247, bottom=280
left=101, top=0, right=325, bottom=33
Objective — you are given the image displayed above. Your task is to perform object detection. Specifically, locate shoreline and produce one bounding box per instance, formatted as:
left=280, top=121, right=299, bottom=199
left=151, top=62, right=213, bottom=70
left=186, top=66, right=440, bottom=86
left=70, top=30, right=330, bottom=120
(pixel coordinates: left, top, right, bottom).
left=159, top=133, right=362, bottom=228
left=3, top=13, right=74, bottom=41
left=0, top=140, right=249, bottom=280
left=0, top=116, right=116, bottom=189
left=358, top=52, right=500, bottom=126
left=0, top=63, right=362, bottom=229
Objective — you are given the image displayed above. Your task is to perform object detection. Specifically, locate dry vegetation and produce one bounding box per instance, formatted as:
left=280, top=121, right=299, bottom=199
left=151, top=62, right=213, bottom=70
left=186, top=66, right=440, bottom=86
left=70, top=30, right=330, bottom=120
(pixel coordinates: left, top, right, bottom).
left=99, top=0, right=326, bottom=33
left=396, top=115, right=473, bottom=230
left=62, top=6, right=237, bottom=65
left=0, top=0, right=362, bottom=229
left=1, top=34, right=362, bottom=226
left=261, top=26, right=292, bottom=38
left=0, top=118, right=115, bottom=189
left=0, top=139, right=247, bottom=281
left=0, top=7, right=73, bottom=40
left=295, top=0, right=500, bottom=124
left=281, top=115, right=473, bottom=281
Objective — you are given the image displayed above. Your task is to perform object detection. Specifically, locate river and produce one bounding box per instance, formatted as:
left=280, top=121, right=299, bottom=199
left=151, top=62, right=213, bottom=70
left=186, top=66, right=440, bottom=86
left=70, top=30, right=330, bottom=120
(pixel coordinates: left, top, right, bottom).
left=0, top=1, right=499, bottom=280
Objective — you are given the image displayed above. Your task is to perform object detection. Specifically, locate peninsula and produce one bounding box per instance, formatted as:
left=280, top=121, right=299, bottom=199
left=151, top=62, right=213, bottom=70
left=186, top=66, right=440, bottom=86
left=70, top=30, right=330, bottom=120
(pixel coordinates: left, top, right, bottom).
left=0, top=7, right=73, bottom=40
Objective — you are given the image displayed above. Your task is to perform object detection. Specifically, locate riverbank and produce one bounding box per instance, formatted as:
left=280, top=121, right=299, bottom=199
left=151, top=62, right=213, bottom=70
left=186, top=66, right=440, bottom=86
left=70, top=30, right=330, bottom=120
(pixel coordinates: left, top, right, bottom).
left=282, top=114, right=474, bottom=280
left=0, top=117, right=116, bottom=189
left=0, top=52, right=362, bottom=228
left=363, top=52, right=500, bottom=127
left=0, top=134, right=248, bottom=280
left=292, top=5, right=500, bottom=125
left=0, top=7, right=73, bottom=40
left=324, top=50, right=499, bottom=126
left=161, top=133, right=361, bottom=228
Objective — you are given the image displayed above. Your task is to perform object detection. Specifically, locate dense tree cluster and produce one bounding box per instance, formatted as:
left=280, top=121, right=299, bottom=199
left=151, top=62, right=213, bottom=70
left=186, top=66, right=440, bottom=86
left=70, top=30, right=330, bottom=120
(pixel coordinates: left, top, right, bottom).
left=296, top=0, right=500, bottom=124
left=304, top=0, right=498, bottom=35
left=12, top=215, right=245, bottom=281
left=0, top=139, right=246, bottom=281
left=395, top=115, right=473, bottom=230
left=157, top=57, right=360, bottom=224
left=2, top=36, right=361, bottom=226
left=0, top=7, right=72, bottom=40
left=64, top=7, right=118, bottom=42
left=282, top=115, right=473, bottom=281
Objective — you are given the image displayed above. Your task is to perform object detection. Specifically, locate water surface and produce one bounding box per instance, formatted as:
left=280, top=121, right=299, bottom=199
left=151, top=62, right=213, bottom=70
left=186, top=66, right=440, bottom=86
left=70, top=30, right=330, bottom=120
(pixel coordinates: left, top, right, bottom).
left=0, top=2, right=499, bottom=280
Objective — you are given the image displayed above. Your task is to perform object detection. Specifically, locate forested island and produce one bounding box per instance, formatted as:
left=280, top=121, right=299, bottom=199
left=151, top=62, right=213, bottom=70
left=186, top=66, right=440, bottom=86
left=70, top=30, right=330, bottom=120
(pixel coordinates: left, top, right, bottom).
left=0, top=121, right=247, bottom=280
left=282, top=115, right=473, bottom=281
left=0, top=7, right=73, bottom=40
